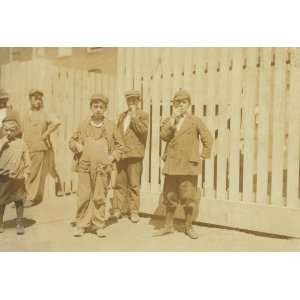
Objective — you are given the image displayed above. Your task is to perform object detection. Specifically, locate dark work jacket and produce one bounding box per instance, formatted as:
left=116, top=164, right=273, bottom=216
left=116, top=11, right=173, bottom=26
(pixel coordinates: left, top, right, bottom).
left=160, top=114, right=213, bottom=176
left=117, top=109, right=149, bottom=160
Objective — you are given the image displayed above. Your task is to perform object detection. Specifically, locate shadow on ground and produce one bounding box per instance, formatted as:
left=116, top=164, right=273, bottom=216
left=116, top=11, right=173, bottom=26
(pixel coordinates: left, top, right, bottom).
left=4, top=218, right=36, bottom=229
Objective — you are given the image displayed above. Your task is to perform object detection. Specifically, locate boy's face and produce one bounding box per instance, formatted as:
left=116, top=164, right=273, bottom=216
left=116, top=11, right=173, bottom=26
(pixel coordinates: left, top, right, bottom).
left=91, top=101, right=107, bottom=119
left=126, top=97, right=139, bottom=110
left=2, top=121, right=18, bottom=139
left=0, top=98, right=8, bottom=109
left=30, top=94, right=43, bottom=110
left=173, top=99, right=190, bottom=115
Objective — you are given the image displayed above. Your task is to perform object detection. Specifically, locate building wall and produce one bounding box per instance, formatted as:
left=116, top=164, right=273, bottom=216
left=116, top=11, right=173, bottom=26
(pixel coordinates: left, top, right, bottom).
left=0, top=47, right=117, bottom=75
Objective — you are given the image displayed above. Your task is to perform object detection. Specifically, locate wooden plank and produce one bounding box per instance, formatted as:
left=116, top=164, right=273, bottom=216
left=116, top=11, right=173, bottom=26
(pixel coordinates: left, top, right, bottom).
left=228, top=48, right=243, bottom=202
left=140, top=48, right=152, bottom=193
left=286, top=48, right=300, bottom=207
left=270, top=48, right=287, bottom=206
left=256, top=48, right=272, bottom=204
left=116, top=47, right=126, bottom=115
left=205, top=48, right=218, bottom=199
left=124, top=47, right=134, bottom=91
left=216, top=48, right=230, bottom=201
left=150, top=48, right=162, bottom=193
left=242, top=48, right=259, bottom=203
left=193, top=48, right=208, bottom=190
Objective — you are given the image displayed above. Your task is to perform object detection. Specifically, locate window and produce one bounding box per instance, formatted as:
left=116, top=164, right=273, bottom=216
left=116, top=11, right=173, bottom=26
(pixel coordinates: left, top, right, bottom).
left=57, top=47, right=72, bottom=57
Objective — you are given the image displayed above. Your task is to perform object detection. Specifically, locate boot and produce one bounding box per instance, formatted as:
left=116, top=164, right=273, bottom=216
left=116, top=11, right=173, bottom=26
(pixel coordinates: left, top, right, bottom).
left=15, top=201, right=25, bottom=235
left=55, top=177, right=64, bottom=197
left=184, top=207, right=199, bottom=239
left=96, top=228, right=107, bottom=238
left=153, top=207, right=175, bottom=237
left=130, top=212, right=140, bottom=223
left=73, top=227, right=84, bottom=237
left=23, top=200, right=35, bottom=208
left=16, top=218, right=25, bottom=235
left=111, top=208, right=122, bottom=220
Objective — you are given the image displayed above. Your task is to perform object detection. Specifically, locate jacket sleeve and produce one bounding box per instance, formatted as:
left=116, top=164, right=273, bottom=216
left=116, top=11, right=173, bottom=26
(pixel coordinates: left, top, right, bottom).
left=69, top=123, right=82, bottom=153
left=111, top=125, right=125, bottom=162
left=196, top=118, right=213, bottom=159
left=129, top=111, right=149, bottom=138
left=0, top=137, right=7, bottom=153
left=160, top=117, right=176, bottom=142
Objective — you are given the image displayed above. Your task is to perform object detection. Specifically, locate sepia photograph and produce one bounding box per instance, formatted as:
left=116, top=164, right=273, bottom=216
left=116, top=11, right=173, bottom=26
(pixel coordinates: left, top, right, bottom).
left=0, top=47, right=299, bottom=251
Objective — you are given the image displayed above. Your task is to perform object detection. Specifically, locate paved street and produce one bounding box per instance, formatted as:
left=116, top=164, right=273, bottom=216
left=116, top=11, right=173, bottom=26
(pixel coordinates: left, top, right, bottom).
left=1, top=193, right=300, bottom=251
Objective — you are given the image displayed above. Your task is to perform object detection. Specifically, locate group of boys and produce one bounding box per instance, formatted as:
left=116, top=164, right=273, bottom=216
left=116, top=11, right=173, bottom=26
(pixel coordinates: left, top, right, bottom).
left=0, top=87, right=213, bottom=239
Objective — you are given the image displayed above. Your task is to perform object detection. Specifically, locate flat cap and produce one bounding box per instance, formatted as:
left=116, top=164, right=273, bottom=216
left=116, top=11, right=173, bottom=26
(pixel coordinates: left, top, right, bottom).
left=0, top=88, right=9, bottom=100
left=29, top=89, right=44, bottom=97
left=90, top=93, right=109, bottom=105
left=2, top=111, right=19, bottom=124
left=173, top=89, right=191, bottom=102
left=125, top=89, right=141, bottom=100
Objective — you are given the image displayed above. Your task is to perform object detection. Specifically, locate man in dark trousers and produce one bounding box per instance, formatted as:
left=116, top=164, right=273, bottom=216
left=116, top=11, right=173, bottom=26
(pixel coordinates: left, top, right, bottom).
left=155, top=89, right=213, bottom=239
left=113, top=90, right=149, bottom=223
left=22, top=89, right=63, bottom=207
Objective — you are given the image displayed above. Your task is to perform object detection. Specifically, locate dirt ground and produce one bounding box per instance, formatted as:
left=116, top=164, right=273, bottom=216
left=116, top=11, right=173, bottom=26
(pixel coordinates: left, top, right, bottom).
left=1, top=193, right=300, bottom=252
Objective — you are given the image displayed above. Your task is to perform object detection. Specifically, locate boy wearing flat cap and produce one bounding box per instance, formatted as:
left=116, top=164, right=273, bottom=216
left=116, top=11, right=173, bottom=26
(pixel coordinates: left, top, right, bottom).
left=155, top=89, right=213, bottom=239
left=69, top=93, right=124, bottom=237
left=22, top=89, right=63, bottom=207
left=113, top=90, right=149, bottom=223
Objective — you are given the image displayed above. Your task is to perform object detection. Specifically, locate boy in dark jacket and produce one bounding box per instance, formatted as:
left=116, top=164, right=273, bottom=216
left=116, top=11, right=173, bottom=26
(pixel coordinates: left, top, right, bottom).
left=155, top=89, right=213, bottom=239
left=113, top=90, right=149, bottom=223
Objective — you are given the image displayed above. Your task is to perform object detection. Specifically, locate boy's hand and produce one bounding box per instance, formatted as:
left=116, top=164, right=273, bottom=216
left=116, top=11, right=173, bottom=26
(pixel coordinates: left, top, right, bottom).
left=76, top=143, right=84, bottom=153
left=41, top=132, right=49, bottom=140
left=0, top=135, right=10, bottom=146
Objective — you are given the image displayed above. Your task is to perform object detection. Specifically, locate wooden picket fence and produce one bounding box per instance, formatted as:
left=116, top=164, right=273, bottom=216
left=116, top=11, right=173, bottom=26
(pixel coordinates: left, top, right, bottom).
left=0, top=59, right=116, bottom=197
left=1, top=49, right=300, bottom=237
left=116, top=47, right=300, bottom=237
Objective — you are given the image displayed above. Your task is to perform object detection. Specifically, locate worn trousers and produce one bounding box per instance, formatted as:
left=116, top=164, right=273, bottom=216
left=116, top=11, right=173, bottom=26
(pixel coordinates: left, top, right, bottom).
left=163, top=175, right=198, bottom=208
left=113, top=158, right=143, bottom=214
left=76, top=168, right=110, bottom=229
left=26, top=149, right=59, bottom=203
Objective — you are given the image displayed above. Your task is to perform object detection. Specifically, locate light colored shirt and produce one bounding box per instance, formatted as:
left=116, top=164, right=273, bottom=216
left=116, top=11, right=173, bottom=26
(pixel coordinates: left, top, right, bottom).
left=0, top=108, right=7, bottom=125
left=123, top=113, right=131, bottom=133
left=175, top=114, right=186, bottom=131
left=0, top=137, right=31, bottom=179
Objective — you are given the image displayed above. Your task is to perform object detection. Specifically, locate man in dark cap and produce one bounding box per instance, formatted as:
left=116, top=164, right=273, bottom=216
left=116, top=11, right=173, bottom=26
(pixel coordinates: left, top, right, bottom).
left=69, top=93, right=124, bottom=238
left=113, top=89, right=149, bottom=223
left=22, top=89, right=63, bottom=207
left=0, top=88, right=21, bottom=138
left=154, top=89, right=213, bottom=239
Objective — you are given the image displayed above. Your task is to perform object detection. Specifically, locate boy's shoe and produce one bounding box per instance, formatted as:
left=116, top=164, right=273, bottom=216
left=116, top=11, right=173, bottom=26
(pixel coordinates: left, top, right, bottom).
left=73, top=227, right=84, bottom=237
left=0, top=223, right=4, bottom=233
left=55, top=179, right=64, bottom=197
left=96, top=228, right=107, bottom=238
left=185, top=227, right=199, bottom=239
left=153, top=226, right=175, bottom=237
left=16, top=219, right=25, bottom=235
left=112, top=209, right=122, bottom=220
left=23, top=200, right=35, bottom=208
left=130, top=213, right=140, bottom=223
